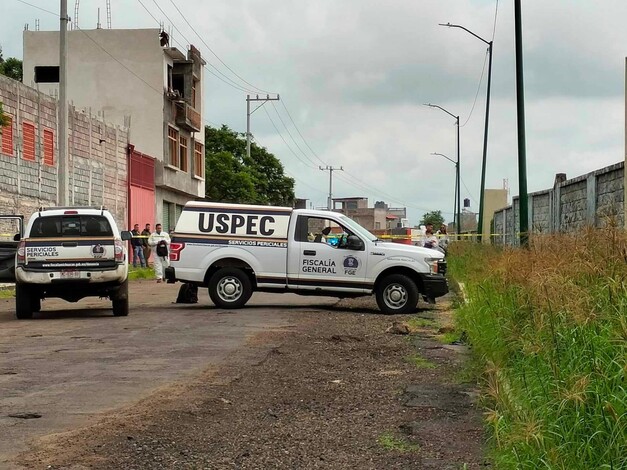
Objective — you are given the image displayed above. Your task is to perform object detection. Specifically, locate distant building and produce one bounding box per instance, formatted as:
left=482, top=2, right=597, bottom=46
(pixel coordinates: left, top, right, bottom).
left=482, top=188, right=508, bottom=243
left=332, top=197, right=407, bottom=231
left=23, top=28, right=206, bottom=231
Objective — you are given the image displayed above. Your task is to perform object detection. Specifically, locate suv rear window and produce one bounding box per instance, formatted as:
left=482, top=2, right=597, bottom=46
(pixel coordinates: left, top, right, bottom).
left=30, top=215, right=113, bottom=238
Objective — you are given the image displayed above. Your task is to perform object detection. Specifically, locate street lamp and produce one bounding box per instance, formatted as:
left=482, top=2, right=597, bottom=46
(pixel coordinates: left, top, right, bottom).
left=424, top=103, right=461, bottom=235
left=439, top=22, right=493, bottom=243
left=431, top=153, right=458, bottom=231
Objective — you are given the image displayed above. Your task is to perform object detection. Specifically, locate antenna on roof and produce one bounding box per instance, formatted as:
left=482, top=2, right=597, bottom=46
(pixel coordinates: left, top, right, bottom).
left=35, top=19, right=40, bottom=31
left=106, top=0, right=112, bottom=29
left=96, top=8, right=101, bottom=29
left=74, top=0, right=80, bottom=30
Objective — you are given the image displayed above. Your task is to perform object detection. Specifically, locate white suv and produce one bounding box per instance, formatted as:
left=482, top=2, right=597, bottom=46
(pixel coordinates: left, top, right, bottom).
left=13, top=207, right=132, bottom=319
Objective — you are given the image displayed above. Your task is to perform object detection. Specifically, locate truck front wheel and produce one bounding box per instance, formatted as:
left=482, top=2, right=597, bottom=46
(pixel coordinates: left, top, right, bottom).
left=15, top=284, right=34, bottom=320
left=208, top=268, right=253, bottom=309
left=376, top=274, right=419, bottom=315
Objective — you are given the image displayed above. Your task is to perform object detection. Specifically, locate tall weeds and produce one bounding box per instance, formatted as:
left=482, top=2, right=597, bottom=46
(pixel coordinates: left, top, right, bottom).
left=450, top=228, right=627, bottom=470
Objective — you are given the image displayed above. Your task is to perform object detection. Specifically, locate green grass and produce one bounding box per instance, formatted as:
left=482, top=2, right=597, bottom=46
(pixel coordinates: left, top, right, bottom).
left=449, top=232, right=627, bottom=470
left=436, top=331, right=462, bottom=344
left=377, top=432, right=420, bottom=453
left=406, top=317, right=437, bottom=330
left=0, top=288, right=15, bottom=298
left=128, top=267, right=155, bottom=280
left=405, top=354, right=436, bottom=369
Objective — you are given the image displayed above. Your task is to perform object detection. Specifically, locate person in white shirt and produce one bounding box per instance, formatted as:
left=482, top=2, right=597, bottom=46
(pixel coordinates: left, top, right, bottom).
left=148, top=223, right=171, bottom=282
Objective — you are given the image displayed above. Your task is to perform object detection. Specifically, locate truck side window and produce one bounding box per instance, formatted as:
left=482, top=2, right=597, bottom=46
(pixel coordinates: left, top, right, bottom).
left=302, top=217, right=356, bottom=248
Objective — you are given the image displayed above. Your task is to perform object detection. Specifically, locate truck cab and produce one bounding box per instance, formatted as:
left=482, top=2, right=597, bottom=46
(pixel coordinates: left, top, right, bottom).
left=166, top=202, right=447, bottom=314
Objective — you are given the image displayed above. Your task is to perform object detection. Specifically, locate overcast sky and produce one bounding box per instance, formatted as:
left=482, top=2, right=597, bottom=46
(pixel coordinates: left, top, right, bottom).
left=2, top=0, right=626, bottom=224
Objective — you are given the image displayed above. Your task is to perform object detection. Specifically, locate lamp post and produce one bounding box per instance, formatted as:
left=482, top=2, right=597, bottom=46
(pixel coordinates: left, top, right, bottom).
left=425, top=104, right=461, bottom=235
left=431, top=153, right=458, bottom=230
left=439, top=22, right=493, bottom=243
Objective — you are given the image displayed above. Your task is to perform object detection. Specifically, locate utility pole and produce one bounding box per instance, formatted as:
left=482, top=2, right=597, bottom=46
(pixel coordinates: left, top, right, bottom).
left=246, top=94, right=279, bottom=160
left=319, top=165, right=343, bottom=210
left=58, top=0, right=69, bottom=206
left=514, top=0, right=529, bottom=247
left=439, top=23, right=493, bottom=243
left=425, top=104, right=461, bottom=235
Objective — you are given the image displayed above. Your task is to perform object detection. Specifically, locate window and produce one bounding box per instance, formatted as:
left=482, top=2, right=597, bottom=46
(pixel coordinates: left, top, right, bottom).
left=179, top=136, right=188, bottom=172
left=1, top=115, right=13, bottom=156
left=192, top=80, right=198, bottom=108
left=194, top=142, right=204, bottom=178
left=22, top=122, right=36, bottom=161
left=296, top=216, right=355, bottom=248
left=30, top=215, right=113, bottom=238
left=43, top=128, right=54, bottom=166
left=168, top=127, right=179, bottom=167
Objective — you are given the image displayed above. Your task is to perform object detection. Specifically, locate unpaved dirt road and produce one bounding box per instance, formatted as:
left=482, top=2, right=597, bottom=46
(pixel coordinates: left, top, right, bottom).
left=1, top=282, right=485, bottom=469
left=0, top=281, right=337, bottom=468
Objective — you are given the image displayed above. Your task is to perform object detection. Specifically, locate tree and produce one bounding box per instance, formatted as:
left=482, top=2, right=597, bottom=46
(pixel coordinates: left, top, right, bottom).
left=204, top=125, right=295, bottom=206
left=0, top=47, right=23, bottom=82
left=419, top=210, right=445, bottom=228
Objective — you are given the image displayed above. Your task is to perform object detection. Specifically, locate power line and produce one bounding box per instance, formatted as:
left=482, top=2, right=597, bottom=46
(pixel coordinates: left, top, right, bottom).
left=270, top=101, right=319, bottom=167
left=14, top=0, right=56, bottom=16
left=279, top=100, right=329, bottom=166
left=167, top=0, right=273, bottom=95
left=133, top=0, right=255, bottom=94
left=492, top=0, right=500, bottom=41
left=460, top=49, right=488, bottom=127
left=262, top=106, right=316, bottom=169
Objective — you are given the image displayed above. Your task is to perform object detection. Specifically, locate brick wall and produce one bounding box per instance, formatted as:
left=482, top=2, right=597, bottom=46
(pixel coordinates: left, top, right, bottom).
left=0, top=75, right=129, bottom=229
left=493, top=161, right=625, bottom=244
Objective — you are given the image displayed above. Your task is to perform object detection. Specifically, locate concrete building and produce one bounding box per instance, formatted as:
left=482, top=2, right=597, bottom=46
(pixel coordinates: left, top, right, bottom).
left=332, top=197, right=407, bottom=231
left=0, top=74, right=128, bottom=228
left=23, top=28, right=206, bottom=230
left=481, top=188, right=508, bottom=243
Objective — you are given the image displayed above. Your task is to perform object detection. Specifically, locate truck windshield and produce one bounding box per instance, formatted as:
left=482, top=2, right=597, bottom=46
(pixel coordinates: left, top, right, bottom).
left=338, top=215, right=378, bottom=242
left=30, top=215, right=113, bottom=238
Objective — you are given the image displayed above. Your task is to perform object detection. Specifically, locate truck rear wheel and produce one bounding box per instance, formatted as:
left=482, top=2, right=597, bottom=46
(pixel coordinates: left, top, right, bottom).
left=15, top=284, right=34, bottom=320
left=376, top=274, right=418, bottom=315
left=208, top=268, right=253, bottom=309
left=112, top=280, right=129, bottom=317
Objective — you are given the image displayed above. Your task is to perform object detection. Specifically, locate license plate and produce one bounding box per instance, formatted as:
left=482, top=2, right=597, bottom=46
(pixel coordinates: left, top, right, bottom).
left=60, top=270, right=80, bottom=279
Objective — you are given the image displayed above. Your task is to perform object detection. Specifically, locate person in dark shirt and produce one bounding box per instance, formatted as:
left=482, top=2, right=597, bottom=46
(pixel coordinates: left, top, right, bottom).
left=141, top=223, right=152, bottom=265
left=131, top=224, right=147, bottom=268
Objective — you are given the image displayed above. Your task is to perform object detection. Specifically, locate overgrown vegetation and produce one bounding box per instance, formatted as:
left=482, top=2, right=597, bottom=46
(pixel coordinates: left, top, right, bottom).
left=449, top=229, right=626, bottom=469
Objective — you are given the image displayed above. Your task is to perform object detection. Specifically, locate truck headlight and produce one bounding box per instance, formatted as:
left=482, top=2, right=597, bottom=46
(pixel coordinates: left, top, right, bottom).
left=425, top=257, right=440, bottom=275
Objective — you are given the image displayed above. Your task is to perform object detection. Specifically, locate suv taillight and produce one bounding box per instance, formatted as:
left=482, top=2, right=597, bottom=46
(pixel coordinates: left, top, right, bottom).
left=114, top=239, right=125, bottom=263
left=16, top=241, right=26, bottom=265
left=169, top=242, right=185, bottom=262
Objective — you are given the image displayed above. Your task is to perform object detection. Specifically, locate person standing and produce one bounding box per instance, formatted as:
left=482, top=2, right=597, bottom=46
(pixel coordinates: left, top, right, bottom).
left=148, top=223, right=171, bottom=282
left=130, top=224, right=146, bottom=268
left=141, top=223, right=152, bottom=264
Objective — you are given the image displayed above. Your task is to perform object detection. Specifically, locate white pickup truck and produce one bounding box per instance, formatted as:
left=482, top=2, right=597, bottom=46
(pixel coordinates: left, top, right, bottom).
left=165, top=202, right=448, bottom=314
left=0, top=207, right=132, bottom=319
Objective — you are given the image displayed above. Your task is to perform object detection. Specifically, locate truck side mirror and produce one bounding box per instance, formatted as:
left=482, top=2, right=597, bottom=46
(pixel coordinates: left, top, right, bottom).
left=120, top=231, right=133, bottom=241
left=346, top=235, right=364, bottom=251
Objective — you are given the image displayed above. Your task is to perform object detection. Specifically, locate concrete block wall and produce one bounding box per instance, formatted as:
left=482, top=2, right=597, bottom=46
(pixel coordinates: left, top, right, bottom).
left=0, top=75, right=129, bottom=229
left=493, top=161, right=625, bottom=244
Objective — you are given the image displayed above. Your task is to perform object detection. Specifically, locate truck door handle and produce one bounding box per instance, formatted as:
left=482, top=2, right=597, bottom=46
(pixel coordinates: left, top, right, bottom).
left=62, top=242, right=78, bottom=247
left=303, top=250, right=316, bottom=256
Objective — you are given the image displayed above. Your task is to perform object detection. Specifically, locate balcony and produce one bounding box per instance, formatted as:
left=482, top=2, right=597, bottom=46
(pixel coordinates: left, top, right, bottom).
left=175, top=102, right=201, bottom=132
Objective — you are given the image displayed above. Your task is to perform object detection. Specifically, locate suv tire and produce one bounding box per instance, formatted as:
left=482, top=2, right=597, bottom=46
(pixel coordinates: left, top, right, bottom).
left=208, top=268, right=253, bottom=309
left=376, top=274, right=419, bottom=315
left=15, top=283, right=34, bottom=320
left=112, top=280, right=129, bottom=317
